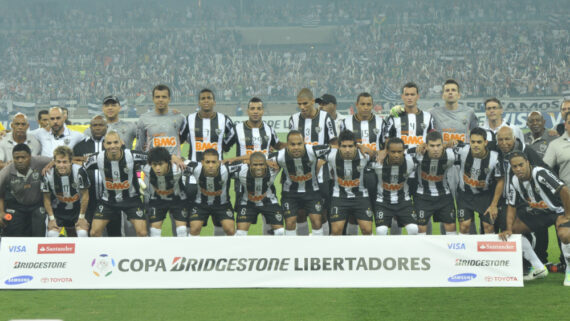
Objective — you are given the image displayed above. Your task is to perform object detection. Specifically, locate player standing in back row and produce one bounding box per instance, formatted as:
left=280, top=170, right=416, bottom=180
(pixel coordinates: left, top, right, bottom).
left=289, top=88, right=337, bottom=235
left=181, top=89, right=236, bottom=236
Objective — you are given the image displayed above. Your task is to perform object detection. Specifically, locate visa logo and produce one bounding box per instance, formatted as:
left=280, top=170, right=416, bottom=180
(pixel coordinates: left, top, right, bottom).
left=447, top=243, right=466, bottom=250
left=9, top=245, right=27, bottom=253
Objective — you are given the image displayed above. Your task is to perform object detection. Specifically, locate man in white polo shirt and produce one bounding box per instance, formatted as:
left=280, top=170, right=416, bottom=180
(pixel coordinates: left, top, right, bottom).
left=0, top=113, right=42, bottom=169
left=36, top=107, right=84, bottom=157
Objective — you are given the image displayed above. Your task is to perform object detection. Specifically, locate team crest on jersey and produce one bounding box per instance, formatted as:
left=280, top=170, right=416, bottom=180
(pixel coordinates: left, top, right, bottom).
left=215, top=128, right=222, bottom=135
left=366, top=209, right=373, bottom=217
left=264, top=135, right=270, bottom=141
left=315, top=127, right=322, bottom=133
left=181, top=209, right=188, bottom=218
left=356, top=165, right=364, bottom=172
left=64, top=138, right=70, bottom=145
left=484, top=168, right=490, bottom=175
left=39, top=207, right=46, bottom=214
left=462, top=118, right=467, bottom=125
left=373, top=128, right=380, bottom=135
left=540, top=143, right=547, bottom=152
left=420, top=123, right=426, bottom=130
left=135, top=208, right=144, bottom=217
left=32, top=172, right=40, bottom=180
left=535, top=186, right=542, bottom=195
left=226, top=209, right=233, bottom=218
left=275, top=213, right=283, bottom=222
left=71, top=182, right=77, bottom=189
left=401, top=122, right=406, bottom=127
left=315, top=202, right=322, bottom=212
left=124, top=168, right=129, bottom=174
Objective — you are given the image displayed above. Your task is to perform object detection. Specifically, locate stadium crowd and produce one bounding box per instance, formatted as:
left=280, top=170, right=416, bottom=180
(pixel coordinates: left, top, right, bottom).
left=0, top=0, right=568, bottom=105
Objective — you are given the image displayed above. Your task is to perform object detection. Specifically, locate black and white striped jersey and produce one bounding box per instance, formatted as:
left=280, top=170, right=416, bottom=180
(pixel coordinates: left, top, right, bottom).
left=272, top=144, right=331, bottom=194
left=289, top=110, right=337, bottom=145
left=234, top=121, right=280, bottom=157
left=142, top=164, right=187, bottom=205
left=327, top=149, right=370, bottom=199
left=507, top=166, right=565, bottom=213
left=183, top=112, right=236, bottom=161
left=370, top=154, right=416, bottom=204
left=412, top=148, right=456, bottom=197
left=455, top=145, right=503, bottom=194
left=340, top=115, right=385, bottom=151
left=41, top=164, right=90, bottom=212
left=384, top=110, right=434, bottom=148
left=84, top=149, right=147, bottom=204
left=185, top=162, right=237, bottom=206
left=235, top=164, right=279, bottom=206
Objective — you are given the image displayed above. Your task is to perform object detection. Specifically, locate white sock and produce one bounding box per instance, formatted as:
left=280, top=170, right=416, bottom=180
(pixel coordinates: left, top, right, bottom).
left=76, top=229, right=88, bottom=237
left=149, top=227, right=162, bottom=237
left=446, top=231, right=458, bottom=235
left=346, top=223, right=359, bottom=235
left=176, top=226, right=188, bottom=237
left=235, top=229, right=248, bottom=236
left=273, top=228, right=284, bottom=236
left=47, top=230, right=60, bottom=237
left=560, top=243, right=570, bottom=272
left=405, top=224, right=418, bottom=235
left=322, top=223, right=330, bottom=236
left=285, top=229, right=296, bottom=236
left=390, top=218, right=401, bottom=235
left=296, top=222, right=309, bottom=235
left=376, top=226, right=388, bottom=235
left=418, top=232, right=427, bottom=235
left=311, top=228, right=323, bottom=236
left=522, top=237, right=544, bottom=269
left=214, top=226, right=226, bottom=236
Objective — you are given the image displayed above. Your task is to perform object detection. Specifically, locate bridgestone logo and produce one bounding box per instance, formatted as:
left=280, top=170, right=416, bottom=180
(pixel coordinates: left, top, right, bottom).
left=455, top=259, right=510, bottom=267
left=14, top=262, right=67, bottom=269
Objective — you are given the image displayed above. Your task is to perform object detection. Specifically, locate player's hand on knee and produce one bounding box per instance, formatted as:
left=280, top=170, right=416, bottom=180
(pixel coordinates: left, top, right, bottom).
left=499, top=230, right=511, bottom=241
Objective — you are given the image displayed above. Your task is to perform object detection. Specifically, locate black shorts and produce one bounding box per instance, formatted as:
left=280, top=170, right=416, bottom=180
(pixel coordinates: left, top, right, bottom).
left=191, top=204, right=234, bottom=224
left=236, top=203, right=284, bottom=225
left=330, top=198, right=373, bottom=222
left=147, top=206, right=189, bottom=223
left=456, top=190, right=497, bottom=225
left=54, top=209, right=80, bottom=228
left=319, top=181, right=332, bottom=214
left=282, top=192, right=325, bottom=218
left=1, top=206, right=45, bottom=237
left=517, top=207, right=561, bottom=231
left=375, top=200, right=417, bottom=227
left=414, top=194, right=456, bottom=225
left=93, top=199, right=146, bottom=221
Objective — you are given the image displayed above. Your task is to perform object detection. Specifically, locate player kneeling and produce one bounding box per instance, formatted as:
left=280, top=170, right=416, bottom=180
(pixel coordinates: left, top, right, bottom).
left=42, top=146, right=90, bottom=237
left=143, top=147, right=190, bottom=237
left=500, top=152, right=570, bottom=285
left=185, top=149, right=235, bottom=236
left=327, top=130, right=373, bottom=235
left=234, top=152, right=284, bottom=236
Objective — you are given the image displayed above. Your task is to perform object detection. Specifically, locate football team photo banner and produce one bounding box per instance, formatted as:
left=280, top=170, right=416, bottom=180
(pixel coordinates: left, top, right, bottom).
left=0, top=235, right=522, bottom=289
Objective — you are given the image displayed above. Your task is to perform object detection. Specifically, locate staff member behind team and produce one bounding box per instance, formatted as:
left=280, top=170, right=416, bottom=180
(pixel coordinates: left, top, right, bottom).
left=0, top=113, right=41, bottom=170
left=0, top=144, right=52, bottom=236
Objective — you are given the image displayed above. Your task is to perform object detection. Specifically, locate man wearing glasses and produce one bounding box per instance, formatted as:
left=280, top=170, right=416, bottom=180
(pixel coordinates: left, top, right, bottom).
left=482, top=97, right=524, bottom=143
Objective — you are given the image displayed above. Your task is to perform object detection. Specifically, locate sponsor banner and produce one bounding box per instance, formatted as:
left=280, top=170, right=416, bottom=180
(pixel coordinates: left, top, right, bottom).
left=0, top=235, right=522, bottom=289
left=475, top=112, right=562, bottom=129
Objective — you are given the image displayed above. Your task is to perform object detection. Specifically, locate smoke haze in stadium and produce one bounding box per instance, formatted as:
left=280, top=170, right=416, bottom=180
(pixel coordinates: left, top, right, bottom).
left=0, top=0, right=568, bottom=113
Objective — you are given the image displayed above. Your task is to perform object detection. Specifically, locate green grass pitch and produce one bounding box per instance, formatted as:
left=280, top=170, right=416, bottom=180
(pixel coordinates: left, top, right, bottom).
left=0, top=133, right=567, bottom=321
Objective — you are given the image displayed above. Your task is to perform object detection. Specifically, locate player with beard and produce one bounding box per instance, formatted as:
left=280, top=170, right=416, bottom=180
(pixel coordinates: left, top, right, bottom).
left=371, top=138, right=418, bottom=235
left=326, top=130, right=374, bottom=235
left=271, top=130, right=331, bottom=236
left=455, top=127, right=504, bottom=234
left=234, top=152, right=284, bottom=236
left=42, top=146, right=90, bottom=237
left=85, top=131, right=149, bottom=237
left=501, top=151, right=570, bottom=285
left=410, top=131, right=457, bottom=234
